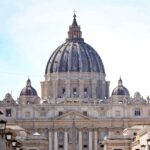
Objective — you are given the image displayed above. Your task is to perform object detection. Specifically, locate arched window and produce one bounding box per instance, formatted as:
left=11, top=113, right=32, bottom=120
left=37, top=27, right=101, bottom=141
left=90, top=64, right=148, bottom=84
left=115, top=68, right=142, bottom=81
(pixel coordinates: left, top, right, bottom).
left=135, top=108, right=141, bottom=116
left=83, top=131, right=88, bottom=141
left=68, top=129, right=78, bottom=143
left=5, top=109, right=12, bottom=117
left=115, top=131, right=120, bottom=135
left=73, top=88, right=77, bottom=97
left=84, top=88, right=88, bottom=98
left=58, top=131, right=64, bottom=142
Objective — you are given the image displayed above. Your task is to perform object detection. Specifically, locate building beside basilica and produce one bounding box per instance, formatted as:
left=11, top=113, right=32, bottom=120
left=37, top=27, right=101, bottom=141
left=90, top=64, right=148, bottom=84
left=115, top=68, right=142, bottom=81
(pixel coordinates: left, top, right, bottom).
left=0, top=14, right=150, bottom=150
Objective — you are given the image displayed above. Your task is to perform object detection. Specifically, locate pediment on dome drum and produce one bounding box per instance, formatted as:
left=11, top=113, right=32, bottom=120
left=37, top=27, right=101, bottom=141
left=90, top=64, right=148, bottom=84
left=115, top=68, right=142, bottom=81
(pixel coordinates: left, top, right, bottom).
left=55, top=111, right=91, bottom=121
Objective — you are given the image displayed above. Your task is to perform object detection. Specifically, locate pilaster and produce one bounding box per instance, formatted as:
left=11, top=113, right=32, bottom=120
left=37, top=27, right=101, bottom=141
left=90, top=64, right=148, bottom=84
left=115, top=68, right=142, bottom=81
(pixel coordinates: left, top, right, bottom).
left=79, top=129, right=82, bottom=150
left=89, top=130, right=93, bottom=150
left=54, top=130, right=58, bottom=150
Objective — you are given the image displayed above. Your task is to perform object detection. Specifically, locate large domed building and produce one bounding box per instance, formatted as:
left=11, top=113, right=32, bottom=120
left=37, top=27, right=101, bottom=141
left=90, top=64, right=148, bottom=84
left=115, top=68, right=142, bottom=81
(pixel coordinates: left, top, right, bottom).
left=41, top=13, right=109, bottom=102
left=0, top=14, right=150, bottom=150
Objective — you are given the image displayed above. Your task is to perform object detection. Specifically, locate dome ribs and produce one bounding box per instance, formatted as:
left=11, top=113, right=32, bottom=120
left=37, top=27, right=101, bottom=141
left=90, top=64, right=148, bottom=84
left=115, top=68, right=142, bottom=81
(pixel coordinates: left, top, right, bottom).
left=45, top=41, right=105, bottom=74
left=50, top=44, right=65, bottom=73
left=79, top=43, right=91, bottom=72
left=45, top=48, right=57, bottom=74
left=70, top=42, right=79, bottom=72
left=59, top=42, right=70, bottom=72
left=76, top=42, right=83, bottom=72
left=81, top=43, right=95, bottom=72
left=87, top=44, right=105, bottom=73
left=68, top=42, right=73, bottom=71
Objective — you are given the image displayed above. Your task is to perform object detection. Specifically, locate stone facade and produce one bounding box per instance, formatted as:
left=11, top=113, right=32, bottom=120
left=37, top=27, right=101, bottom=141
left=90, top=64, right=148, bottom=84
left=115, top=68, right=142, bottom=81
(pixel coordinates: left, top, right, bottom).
left=0, top=90, right=150, bottom=150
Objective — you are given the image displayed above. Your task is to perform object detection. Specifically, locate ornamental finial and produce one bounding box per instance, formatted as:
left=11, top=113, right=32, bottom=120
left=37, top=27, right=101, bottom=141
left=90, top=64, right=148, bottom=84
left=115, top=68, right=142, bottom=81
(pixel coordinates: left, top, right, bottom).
left=118, top=77, right=123, bottom=86
left=26, top=77, right=31, bottom=86
left=66, top=11, right=84, bottom=42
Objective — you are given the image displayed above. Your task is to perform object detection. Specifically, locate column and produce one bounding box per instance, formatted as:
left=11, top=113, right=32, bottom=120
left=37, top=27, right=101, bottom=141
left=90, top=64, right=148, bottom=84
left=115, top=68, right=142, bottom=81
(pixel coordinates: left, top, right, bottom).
left=64, top=130, right=68, bottom=150
left=94, top=130, right=98, bottom=150
left=55, top=80, right=58, bottom=98
left=92, top=80, right=97, bottom=98
left=52, top=81, right=56, bottom=99
left=79, top=130, right=82, bottom=150
left=79, top=80, right=84, bottom=98
left=106, top=81, right=110, bottom=99
left=54, top=130, right=58, bottom=150
left=66, top=80, right=71, bottom=98
left=101, top=83, right=105, bottom=99
left=89, top=130, right=93, bottom=150
left=48, top=130, right=52, bottom=150
left=40, top=82, right=44, bottom=99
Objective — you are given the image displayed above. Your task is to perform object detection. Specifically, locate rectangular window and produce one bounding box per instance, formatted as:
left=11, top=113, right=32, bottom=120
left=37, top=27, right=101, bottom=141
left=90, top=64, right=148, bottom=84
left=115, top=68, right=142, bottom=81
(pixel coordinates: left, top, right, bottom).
left=115, top=110, right=120, bottom=117
left=135, top=108, right=140, bottom=116
left=99, top=131, right=106, bottom=140
left=6, top=109, right=12, bottom=117
left=59, top=145, right=63, bottom=148
left=25, top=111, right=31, bottom=117
left=83, top=111, right=87, bottom=116
left=73, top=88, right=77, bottom=93
left=40, top=112, right=46, bottom=117
left=84, top=88, right=87, bottom=92
left=84, top=88, right=88, bottom=98
left=100, top=107, right=104, bottom=111
left=83, top=145, right=88, bottom=148
left=58, top=111, right=63, bottom=116
left=73, top=88, right=77, bottom=97
left=62, top=88, right=66, bottom=94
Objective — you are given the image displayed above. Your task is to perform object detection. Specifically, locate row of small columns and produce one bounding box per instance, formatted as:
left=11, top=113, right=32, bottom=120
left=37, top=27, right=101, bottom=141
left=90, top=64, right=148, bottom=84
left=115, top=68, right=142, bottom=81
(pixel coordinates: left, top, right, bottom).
left=48, top=129, right=98, bottom=150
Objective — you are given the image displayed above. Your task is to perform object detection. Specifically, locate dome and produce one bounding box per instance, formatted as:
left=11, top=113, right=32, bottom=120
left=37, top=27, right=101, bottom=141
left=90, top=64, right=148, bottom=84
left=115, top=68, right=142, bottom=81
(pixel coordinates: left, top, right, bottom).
left=112, top=78, right=130, bottom=96
left=134, top=92, right=141, bottom=98
left=45, top=14, right=105, bottom=74
left=20, top=78, right=38, bottom=96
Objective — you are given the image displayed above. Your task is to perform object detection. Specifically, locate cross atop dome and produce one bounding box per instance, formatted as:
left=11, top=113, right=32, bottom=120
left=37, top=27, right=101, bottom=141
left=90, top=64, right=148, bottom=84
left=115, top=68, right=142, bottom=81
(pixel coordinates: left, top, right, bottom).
left=73, top=9, right=76, bottom=13
left=72, top=10, right=78, bottom=26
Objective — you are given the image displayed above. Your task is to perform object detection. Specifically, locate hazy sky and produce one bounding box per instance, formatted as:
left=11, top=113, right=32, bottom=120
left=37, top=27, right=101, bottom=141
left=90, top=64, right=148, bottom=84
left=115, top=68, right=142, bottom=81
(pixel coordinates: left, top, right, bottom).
left=0, top=0, right=150, bottom=100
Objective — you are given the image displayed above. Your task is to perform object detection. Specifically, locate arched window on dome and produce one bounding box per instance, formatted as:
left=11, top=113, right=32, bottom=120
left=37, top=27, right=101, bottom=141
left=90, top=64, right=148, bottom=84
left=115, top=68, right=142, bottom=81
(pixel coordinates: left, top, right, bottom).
left=62, top=88, right=66, bottom=95
left=72, top=88, right=78, bottom=98
left=60, top=88, right=66, bottom=98
left=84, top=88, right=88, bottom=98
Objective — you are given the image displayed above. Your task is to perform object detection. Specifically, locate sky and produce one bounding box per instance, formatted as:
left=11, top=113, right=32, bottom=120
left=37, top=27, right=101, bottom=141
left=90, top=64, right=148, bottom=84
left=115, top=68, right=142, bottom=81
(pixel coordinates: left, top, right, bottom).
left=0, top=0, right=150, bottom=100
